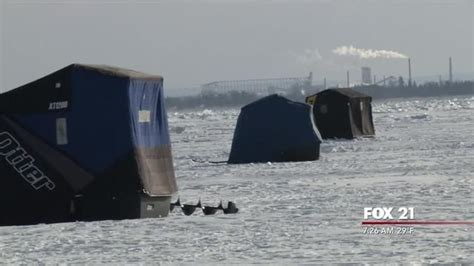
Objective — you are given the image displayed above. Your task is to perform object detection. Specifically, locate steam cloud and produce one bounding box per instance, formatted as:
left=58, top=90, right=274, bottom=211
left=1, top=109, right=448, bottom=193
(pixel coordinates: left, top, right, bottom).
left=332, top=45, right=408, bottom=59
left=291, top=49, right=322, bottom=66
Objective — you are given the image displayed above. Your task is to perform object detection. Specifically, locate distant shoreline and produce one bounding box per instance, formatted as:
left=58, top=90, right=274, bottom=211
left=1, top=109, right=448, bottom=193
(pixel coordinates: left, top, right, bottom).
left=352, top=81, right=473, bottom=100
left=165, top=81, right=473, bottom=110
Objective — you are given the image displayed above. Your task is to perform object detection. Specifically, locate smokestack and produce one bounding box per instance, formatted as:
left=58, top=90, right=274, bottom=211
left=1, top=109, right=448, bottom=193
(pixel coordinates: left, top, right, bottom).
left=347, top=71, right=350, bottom=87
left=408, top=58, right=412, bottom=87
left=449, top=57, right=453, bottom=83
left=323, top=77, right=327, bottom=90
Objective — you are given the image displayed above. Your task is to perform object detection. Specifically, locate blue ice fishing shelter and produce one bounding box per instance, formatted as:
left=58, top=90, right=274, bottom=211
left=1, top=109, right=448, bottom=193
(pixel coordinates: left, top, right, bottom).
left=0, top=64, right=177, bottom=226
left=228, top=94, right=322, bottom=164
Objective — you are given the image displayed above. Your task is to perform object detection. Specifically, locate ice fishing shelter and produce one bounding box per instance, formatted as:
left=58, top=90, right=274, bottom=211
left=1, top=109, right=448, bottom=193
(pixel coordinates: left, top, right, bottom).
left=228, top=94, right=322, bottom=164
left=0, top=64, right=177, bottom=226
left=305, top=88, right=375, bottom=139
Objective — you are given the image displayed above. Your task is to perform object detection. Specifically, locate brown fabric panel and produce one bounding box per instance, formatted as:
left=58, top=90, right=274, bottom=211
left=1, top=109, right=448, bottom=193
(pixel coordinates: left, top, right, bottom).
left=347, top=103, right=361, bottom=138
left=362, top=101, right=376, bottom=135
left=134, top=146, right=177, bottom=196
left=1, top=115, right=95, bottom=192
left=348, top=99, right=375, bottom=137
left=350, top=100, right=363, bottom=137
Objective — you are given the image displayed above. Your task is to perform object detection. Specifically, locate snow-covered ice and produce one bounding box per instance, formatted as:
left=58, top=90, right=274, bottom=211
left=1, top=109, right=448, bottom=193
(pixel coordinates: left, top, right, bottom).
left=0, top=96, right=473, bottom=264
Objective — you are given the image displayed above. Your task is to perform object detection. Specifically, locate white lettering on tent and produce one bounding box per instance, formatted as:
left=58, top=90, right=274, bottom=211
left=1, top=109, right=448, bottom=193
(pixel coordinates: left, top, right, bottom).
left=0, top=131, right=55, bottom=191
left=48, top=101, right=68, bottom=110
left=56, top=118, right=68, bottom=145
left=139, top=110, right=151, bottom=123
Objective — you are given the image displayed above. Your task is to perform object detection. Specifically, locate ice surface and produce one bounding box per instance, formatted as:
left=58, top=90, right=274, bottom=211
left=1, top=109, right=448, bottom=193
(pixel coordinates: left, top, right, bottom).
left=0, top=96, right=473, bottom=264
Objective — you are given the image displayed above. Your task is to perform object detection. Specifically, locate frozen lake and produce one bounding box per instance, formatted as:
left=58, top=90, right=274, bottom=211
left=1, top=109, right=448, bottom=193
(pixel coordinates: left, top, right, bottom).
left=0, top=96, right=473, bottom=264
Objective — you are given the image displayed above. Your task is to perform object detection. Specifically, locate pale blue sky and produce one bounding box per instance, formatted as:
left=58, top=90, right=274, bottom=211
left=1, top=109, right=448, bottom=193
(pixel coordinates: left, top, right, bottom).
left=1, top=0, right=473, bottom=93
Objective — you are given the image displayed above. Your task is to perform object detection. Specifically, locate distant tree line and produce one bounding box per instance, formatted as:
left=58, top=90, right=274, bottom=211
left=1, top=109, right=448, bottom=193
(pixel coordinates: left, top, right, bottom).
left=165, top=80, right=473, bottom=110
left=165, top=90, right=260, bottom=110
left=353, top=80, right=474, bottom=99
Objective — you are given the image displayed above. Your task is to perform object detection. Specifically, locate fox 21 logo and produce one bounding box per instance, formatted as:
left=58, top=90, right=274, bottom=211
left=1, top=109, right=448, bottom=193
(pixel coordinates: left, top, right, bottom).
left=363, top=207, right=416, bottom=235
left=364, top=207, right=415, bottom=220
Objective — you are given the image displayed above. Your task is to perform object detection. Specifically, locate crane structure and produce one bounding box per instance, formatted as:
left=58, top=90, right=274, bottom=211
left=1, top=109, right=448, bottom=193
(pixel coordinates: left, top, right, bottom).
left=368, top=75, right=397, bottom=86
left=201, top=73, right=313, bottom=96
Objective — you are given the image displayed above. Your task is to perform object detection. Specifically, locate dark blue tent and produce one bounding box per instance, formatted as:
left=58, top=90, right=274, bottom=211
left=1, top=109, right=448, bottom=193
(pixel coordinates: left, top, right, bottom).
left=0, top=64, right=177, bottom=226
left=228, top=95, right=322, bottom=164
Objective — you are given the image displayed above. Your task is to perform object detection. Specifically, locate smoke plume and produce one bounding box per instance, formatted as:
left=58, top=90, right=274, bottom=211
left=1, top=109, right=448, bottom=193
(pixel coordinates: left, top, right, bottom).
left=291, top=49, right=322, bottom=66
left=332, top=45, right=408, bottom=59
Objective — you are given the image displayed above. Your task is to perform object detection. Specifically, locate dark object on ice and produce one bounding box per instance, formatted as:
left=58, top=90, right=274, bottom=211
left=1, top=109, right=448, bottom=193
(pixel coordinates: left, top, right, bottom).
left=202, top=200, right=221, bottom=215
left=222, top=201, right=239, bottom=214
left=169, top=199, right=238, bottom=215
left=306, top=88, right=375, bottom=139
left=202, top=205, right=219, bottom=215
left=170, top=198, right=181, bottom=212
left=181, top=205, right=197, bottom=216
left=228, top=94, right=322, bottom=164
left=181, top=200, right=202, bottom=216
left=0, top=64, right=178, bottom=226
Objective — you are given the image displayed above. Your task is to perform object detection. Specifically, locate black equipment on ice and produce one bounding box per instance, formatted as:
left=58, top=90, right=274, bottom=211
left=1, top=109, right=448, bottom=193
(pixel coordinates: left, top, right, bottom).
left=170, top=198, right=239, bottom=216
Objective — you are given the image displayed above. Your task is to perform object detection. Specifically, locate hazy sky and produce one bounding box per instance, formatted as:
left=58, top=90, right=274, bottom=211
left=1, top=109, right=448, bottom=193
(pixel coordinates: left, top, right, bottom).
left=0, top=0, right=473, bottom=93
